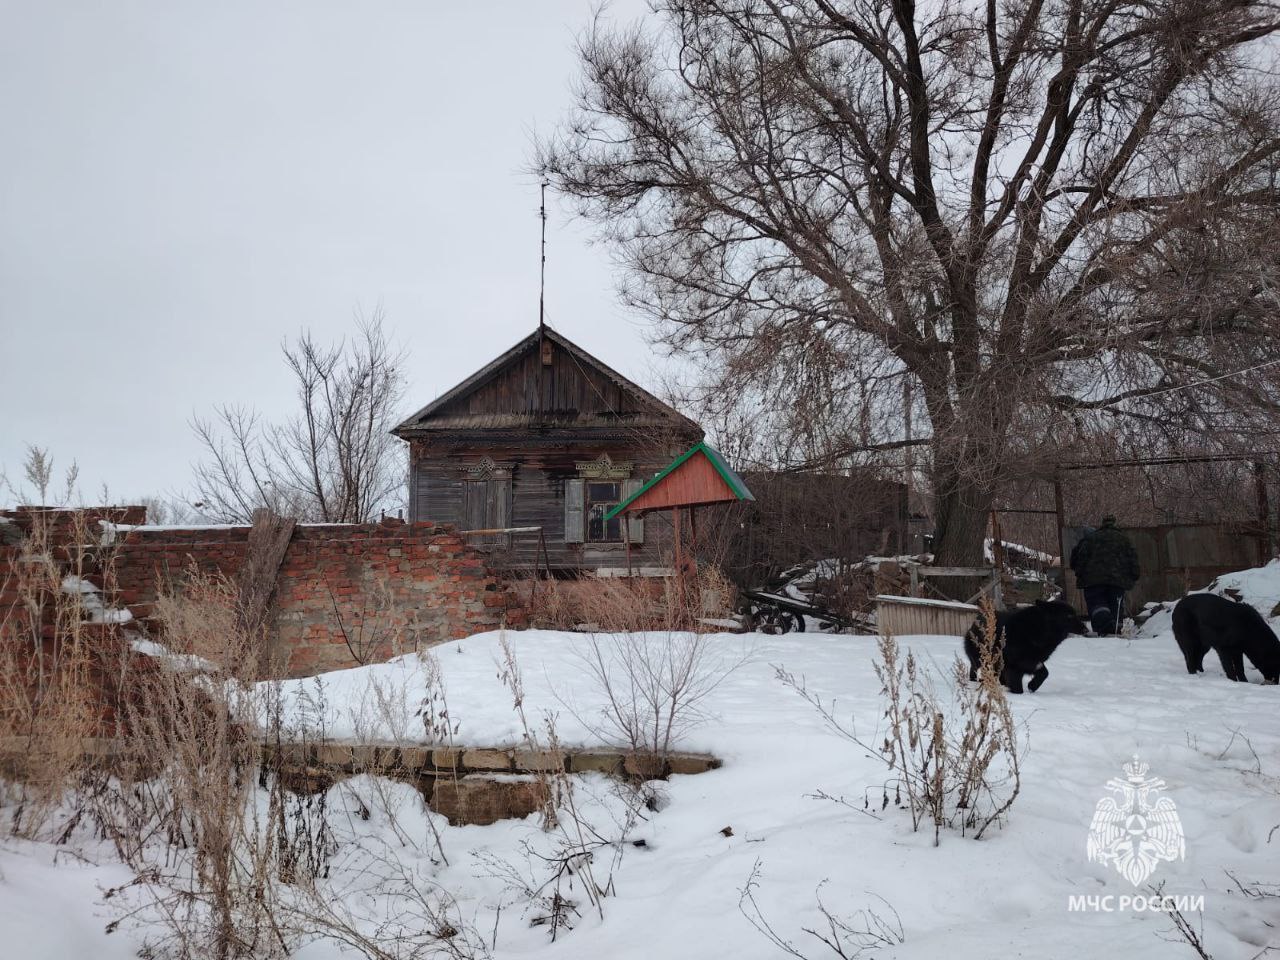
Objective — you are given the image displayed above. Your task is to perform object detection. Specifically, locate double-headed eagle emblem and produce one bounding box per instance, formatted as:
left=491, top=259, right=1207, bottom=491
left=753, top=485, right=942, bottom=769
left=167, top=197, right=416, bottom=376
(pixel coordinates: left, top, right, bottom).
left=1087, top=755, right=1186, bottom=886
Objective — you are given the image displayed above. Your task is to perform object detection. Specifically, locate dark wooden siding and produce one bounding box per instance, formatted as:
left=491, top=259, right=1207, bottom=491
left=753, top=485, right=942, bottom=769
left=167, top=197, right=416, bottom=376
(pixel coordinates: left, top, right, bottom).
left=409, top=440, right=680, bottom=572
left=433, top=340, right=646, bottom=421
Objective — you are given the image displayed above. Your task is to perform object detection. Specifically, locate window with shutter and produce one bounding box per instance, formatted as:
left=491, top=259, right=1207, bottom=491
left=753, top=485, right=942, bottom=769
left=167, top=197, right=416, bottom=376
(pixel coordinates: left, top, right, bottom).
left=464, top=477, right=512, bottom=545
left=585, top=481, right=624, bottom=542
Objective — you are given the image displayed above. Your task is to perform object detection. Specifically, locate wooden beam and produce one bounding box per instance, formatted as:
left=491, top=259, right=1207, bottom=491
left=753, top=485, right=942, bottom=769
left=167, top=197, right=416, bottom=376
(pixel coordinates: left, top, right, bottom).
left=1255, top=460, right=1271, bottom=564
left=1053, top=476, right=1068, bottom=589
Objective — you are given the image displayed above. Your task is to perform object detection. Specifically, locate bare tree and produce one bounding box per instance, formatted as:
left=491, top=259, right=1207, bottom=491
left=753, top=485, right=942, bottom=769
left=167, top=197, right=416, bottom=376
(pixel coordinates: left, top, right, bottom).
left=193, top=310, right=407, bottom=523
left=542, top=0, right=1280, bottom=564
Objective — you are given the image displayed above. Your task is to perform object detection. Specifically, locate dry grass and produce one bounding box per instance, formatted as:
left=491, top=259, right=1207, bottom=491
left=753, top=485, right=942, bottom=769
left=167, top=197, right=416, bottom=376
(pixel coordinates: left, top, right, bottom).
left=490, top=631, right=654, bottom=941
left=536, top=565, right=751, bottom=767
left=102, top=568, right=484, bottom=959
left=530, top=565, right=737, bottom=633
left=0, top=517, right=493, bottom=959
left=565, top=628, right=748, bottom=762
left=0, top=510, right=115, bottom=838
left=100, top=568, right=293, bottom=960
left=780, top=604, right=1022, bottom=844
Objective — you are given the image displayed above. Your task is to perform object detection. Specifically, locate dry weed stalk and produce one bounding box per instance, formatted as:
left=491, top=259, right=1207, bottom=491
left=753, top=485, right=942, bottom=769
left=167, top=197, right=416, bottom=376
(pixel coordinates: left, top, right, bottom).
left=343, top=656, right=450, bottom=862
left=327, top=574, right=421, bottom=666
left=566, top=628, right=746, bottom=763
left=534, top=565, right=749, bottom=765
left=0, top=509, right=118, bottom=838
left=283, top=839, right=489, bottom=960
left=104, top=567, right=294, bottom=960
left=739, top=859, right=905, bottom=959
left=490, top=632, right=657, bottom=941
left=779, top=614, right=1022, bottom=844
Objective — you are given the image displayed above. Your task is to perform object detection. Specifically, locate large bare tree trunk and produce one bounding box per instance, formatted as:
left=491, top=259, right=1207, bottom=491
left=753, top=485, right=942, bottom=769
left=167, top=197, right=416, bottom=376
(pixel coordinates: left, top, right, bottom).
left=932, top=478, right=992, bottom=567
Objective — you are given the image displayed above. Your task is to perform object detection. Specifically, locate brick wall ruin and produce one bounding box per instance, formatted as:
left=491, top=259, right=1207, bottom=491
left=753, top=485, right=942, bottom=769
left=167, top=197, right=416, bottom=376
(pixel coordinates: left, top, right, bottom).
left=2, top=507, right=528, bottom=679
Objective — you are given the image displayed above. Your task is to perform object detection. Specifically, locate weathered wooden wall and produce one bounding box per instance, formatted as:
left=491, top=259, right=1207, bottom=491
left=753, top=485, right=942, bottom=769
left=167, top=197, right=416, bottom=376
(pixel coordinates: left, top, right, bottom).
left=418, top=337, right=692, bottom=432
left=1061, top=521, right=1269, bottom=612
left=875, top=596, right=980, bottom=637
left=409, top=440, right=683, bottom=572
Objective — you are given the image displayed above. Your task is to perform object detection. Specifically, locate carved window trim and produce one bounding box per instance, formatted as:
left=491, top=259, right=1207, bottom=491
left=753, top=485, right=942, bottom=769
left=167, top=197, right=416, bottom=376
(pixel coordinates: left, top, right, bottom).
left=461, top=456, right=511, bottom=481
left=574, top=453, right=632, bottom=480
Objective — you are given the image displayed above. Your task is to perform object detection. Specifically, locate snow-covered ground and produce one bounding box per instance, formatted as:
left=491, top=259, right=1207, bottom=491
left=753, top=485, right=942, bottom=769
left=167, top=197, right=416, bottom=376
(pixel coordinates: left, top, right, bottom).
left=5, top=569, right=1280, bottom=959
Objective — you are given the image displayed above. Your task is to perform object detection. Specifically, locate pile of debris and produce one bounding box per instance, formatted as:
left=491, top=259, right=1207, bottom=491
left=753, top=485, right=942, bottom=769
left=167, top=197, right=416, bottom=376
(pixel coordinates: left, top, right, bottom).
left=767, top=549, right=1061, bottom=633
left=757, top=555, right=931, bottom=631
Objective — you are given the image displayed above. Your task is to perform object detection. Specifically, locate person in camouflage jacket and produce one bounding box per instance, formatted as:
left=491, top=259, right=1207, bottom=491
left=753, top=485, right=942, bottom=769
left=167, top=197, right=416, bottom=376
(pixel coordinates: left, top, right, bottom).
left=1069, top=515, right=1140, bottom=636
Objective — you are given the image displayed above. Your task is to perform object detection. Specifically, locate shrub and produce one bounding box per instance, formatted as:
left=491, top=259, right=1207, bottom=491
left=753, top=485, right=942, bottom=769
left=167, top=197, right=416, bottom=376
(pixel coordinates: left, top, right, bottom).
left=780, top=604, right=1022, bottom=844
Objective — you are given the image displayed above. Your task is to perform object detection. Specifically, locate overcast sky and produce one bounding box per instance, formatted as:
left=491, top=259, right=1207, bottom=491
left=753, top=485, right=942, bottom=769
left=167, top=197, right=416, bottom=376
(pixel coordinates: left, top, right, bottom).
left=0, top=0, right=660, bottom=505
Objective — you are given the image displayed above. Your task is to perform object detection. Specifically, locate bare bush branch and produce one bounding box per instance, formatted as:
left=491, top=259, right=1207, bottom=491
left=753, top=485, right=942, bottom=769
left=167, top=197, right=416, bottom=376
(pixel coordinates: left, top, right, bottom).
left=192, top=309, right=407, bottom=523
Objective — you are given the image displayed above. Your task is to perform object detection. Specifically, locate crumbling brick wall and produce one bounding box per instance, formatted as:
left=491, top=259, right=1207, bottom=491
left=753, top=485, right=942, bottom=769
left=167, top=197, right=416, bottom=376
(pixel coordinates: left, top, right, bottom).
left=269, top=523, right=526, bottom=676
left=3, top=508, right=528, bottom=679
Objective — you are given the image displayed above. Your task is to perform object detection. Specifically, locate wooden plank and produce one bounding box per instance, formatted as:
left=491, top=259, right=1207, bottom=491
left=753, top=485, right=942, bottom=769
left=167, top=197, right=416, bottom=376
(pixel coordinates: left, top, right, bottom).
left=876, top=596, right=979, bottom=637
left=236, top=510, right=296, bottom=638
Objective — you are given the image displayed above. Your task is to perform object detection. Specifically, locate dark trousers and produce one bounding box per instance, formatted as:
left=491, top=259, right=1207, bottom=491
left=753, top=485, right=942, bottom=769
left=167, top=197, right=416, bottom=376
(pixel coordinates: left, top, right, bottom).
left=1083, top=585, right=1126, bottom=635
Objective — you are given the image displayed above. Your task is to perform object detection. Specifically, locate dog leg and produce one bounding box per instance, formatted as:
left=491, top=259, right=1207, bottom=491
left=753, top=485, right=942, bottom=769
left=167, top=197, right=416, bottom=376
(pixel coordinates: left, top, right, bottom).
left=1002, top=667, right=1024, bottom=694
left=1231, top=650, right=1248, bottom=682
left=1216, top=647, right=1245, bottom=681
left=1027, top=664, right=1049, bottom=693
left=1180, top=643, right=1205, bottom=675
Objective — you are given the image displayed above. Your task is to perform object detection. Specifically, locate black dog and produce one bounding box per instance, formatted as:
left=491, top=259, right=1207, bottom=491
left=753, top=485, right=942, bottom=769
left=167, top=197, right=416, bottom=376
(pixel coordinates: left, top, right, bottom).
left=1172, top=592, right=1280, bottom=684
left=964, top=599, right=1086, bottom=694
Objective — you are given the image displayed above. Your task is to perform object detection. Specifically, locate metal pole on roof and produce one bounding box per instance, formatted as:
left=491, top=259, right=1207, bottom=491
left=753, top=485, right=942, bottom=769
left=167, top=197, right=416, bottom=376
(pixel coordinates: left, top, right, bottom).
left=538, top=180, right=548, bottom=334
left=537, top=180, right=548, bottom=416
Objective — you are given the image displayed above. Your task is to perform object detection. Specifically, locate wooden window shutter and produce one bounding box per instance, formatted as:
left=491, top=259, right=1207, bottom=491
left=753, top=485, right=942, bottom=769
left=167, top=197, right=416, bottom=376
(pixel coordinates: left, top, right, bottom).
left=463, top=481, right=486, bottom=530
left=492, top=478, right=511, bottom=529
left=623, top=478, right=643, bottom=543
left=564, top=478, right=585, bottom=543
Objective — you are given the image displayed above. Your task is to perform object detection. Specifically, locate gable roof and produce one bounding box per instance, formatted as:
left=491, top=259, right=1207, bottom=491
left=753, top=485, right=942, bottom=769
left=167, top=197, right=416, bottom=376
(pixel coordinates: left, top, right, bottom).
left=606, top=441, right=755, bottom=519
left=392, top=325, right=702, bottom=437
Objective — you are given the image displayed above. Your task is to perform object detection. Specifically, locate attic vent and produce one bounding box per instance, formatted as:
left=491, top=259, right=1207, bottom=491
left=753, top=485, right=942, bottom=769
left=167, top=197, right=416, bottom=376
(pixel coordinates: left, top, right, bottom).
left=540, top=337, right=553, bottom=366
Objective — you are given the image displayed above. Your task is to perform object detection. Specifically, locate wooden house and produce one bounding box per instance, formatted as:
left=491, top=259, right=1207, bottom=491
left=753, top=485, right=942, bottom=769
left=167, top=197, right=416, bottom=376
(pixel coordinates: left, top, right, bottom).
left=392, top=325, right=704, bottom=573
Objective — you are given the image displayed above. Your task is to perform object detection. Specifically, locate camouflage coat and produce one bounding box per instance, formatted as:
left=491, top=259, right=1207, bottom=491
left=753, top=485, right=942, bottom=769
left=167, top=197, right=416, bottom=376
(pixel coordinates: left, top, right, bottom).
left=1071, top=521, right=1140, bottom=590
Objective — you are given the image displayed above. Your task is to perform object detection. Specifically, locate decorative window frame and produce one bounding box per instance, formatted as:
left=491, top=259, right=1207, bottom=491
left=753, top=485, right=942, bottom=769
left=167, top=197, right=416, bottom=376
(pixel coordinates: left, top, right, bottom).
left=460, top=456, right=511, bottom=481
left=565, top=454, right=642, bottom=546
left=574, top=453, right=632, bottom=480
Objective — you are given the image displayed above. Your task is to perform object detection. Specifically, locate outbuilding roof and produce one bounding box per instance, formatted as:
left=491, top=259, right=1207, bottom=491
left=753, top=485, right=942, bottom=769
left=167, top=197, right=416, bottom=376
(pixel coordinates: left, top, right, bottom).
left=606, top=441, right=755, bottom=519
